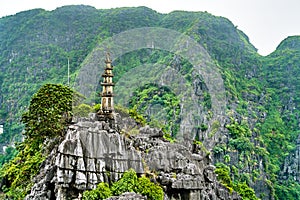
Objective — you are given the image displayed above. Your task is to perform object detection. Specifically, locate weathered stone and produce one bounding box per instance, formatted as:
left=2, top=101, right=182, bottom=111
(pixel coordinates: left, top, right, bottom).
left=139, top=125, right=163, bottom=137
left=26, top=115, right=241, bottom=200
left=203, top=165, right=216, bottom=183
left=280, top=134, right=300, bottom=183
left=106, top=192, right=147, bottom=200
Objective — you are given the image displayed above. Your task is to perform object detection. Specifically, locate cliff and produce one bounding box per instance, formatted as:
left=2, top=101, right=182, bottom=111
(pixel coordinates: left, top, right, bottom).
left=280, top=135, right=300, bottom=182
left=26, top=113, right=240, bottom=200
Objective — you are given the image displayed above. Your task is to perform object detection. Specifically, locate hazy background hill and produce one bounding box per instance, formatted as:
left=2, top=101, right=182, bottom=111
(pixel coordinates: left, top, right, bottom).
left=1, top=5, right=300, bottom=199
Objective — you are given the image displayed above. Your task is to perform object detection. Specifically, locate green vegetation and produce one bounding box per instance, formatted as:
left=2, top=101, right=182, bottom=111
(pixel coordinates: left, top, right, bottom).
left=274, top=179, right=300, bottom=200
left=0, top=5, right=300, bottom=199
left=0, top=84, right=74, bottom=199
left=115, top=104, right=147, bottom=125
left=215, top=163, right=234, bottom=192
left=21, top=84, right=74, bottom=140
left=0, top=143, right=45, bottom=199
left=215, top=163, right=258, bottom=200
left=83, top=169, right=164, bottom=200
left=73, top=103, right=94, bottom=117
left=0, top=147, right=17, bottom=167
left=129, top=83, right=180, bottom=136
left=83, top=183, right=112, bottom=200
left=194, top=140, right=210, bottom=155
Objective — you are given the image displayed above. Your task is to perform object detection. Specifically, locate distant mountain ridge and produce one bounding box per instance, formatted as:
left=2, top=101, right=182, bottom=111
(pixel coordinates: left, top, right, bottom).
left=276, top=35, right=300, bottom=51
left=0, top=5, right=300, bottom=199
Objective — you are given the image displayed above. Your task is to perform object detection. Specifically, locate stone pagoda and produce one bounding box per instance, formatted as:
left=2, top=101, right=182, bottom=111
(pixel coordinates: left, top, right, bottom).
left=98, top=53, right=115, bottom=120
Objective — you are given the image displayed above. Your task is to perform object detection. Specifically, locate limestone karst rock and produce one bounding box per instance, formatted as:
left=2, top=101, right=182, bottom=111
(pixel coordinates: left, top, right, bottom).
left=26, top=113, right=240, bottom=200
left=280, top=135, right=300, bottom=182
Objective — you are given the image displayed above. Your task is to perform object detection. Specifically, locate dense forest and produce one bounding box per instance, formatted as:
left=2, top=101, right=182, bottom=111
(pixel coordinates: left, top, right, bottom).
left=0, top=5, right=300, bottom=199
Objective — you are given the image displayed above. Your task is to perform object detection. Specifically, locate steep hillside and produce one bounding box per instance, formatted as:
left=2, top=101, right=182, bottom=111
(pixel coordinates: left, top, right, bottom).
left=0, top=5, right=300, bottom=199
left=0, top=5, right=161, bottom=146
left=263, top=36, right=300, bottom=111
left=260, top=36, right=300, bottom=199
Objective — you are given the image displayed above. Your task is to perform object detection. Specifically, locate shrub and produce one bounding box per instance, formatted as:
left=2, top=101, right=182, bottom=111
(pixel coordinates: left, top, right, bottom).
left=111, top=169, right=138, bottom=195
left=83, top=183, right=112, bottom=200
left=136, top=176, right=164, bottom=200
left=85, top=169, right=164, bottom=200
left=73, top=103, right=93, bottom=117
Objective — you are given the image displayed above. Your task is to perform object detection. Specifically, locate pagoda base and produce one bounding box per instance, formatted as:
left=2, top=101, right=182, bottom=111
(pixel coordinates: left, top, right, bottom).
left=97, top=111, right=115, bottom=129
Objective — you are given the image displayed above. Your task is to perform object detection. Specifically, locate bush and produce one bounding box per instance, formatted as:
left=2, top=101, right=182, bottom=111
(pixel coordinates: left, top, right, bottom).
left=84, top=169, right=164, bottom=200
left=215, top=163, right=259, bottom=200
left=111, top=169, right=138, bottom=195
left=200, top=123, right=208, bottom=131
left=83, top=183, right=112, bottom=200
left=21, top=84, right=74, bottom=140
left=215, top=163, right=233, bottom=191
left=0, top=84, right=74, bottom=199
left=73, top=103, right=93, bottom=117
left=93, top=104, right=101, bottom=112
left=234, top=182, right=258, bottom=200
left=136, top=176, right=164, bottom=200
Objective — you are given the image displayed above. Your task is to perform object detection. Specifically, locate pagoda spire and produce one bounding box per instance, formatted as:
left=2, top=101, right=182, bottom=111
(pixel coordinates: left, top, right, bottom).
left=98, top=52, right=115, bottom=119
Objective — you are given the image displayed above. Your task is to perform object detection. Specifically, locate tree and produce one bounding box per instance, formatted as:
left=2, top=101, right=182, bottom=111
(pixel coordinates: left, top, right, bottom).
left=0, top=84, right=75, bottom=199
left=21, top=84, right=74, bottom=141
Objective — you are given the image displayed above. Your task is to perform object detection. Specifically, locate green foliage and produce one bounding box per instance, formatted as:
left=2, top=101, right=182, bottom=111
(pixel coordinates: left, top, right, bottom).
left=0, top=146, right=18, bottom=167
left=226, top=118, right=251, bottom=139
left=93, top=103, right=101, bottom=112
left=129, top=83, right=180, bottom=136
left=111, top=169, right=138, bottom=195
left=0, top=141, right=45, bottom=199
left=275, top=180, right=300, bottom=200
left=0, top=84, right=74, bottom=198
left=229, top=137, right=254, bottom=152
left=234, top=182, right=258, bottom=200
left=135, top=176, right=164, bottom=200
left=215, top=163, right=233, bottom=192
left=115, top=105, right=148, bottom=126
left=21, top=84, right=74, bottom=140
left=194, top=140, right=210, bottom=155
left=213, top=144, right=226, bottom=155
left=259, top=108, right=296, bottom=175
left=1, top=5, right=300, bottom=199
left=84, top=169, right=163, bottom=200
left=128, top=107, right=147, bottom=126
left=215, top=163, right=259, bottom=200
left=112, top=169, right=164, bottom=200
left=224, top=154, right=231, bottom=163
left=83, top=183, right=112, bottom=200
left=73, top=103, right=93, bottom=117
left=199, top=123, right=208, bottom=131
left=163, top=133, right=176, bottom=143
left=209, top=120, right=220, bottom=138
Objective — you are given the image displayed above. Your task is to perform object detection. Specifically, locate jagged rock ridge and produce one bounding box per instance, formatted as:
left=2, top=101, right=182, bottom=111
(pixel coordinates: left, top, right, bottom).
left=26, top=113, right=240, bottom=200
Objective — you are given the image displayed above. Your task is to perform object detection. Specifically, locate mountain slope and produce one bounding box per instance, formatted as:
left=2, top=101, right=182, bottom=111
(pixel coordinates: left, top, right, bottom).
left=1, top=5, right=300, bottom=199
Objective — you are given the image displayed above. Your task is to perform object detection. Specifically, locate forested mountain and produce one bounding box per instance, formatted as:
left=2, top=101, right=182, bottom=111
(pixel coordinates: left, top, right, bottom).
left=0, top=5, right=300, bottom=199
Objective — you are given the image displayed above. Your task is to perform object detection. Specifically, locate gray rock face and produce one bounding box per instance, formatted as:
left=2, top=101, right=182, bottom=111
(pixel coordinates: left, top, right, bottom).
left=106, top=192, right=146, bottom=200
left=56, top=121, right=144, bottom=190
left=26, top=113, right=241, bottom=200
left=280, top=135, right=300, bottom=182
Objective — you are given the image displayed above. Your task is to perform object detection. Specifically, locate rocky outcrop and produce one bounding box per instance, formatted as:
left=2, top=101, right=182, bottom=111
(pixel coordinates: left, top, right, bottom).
left=106, top=192, right=146, bottom=200
left=26, top=113, right=241, bottom=200
left=280, top=135, right=300, bottom=182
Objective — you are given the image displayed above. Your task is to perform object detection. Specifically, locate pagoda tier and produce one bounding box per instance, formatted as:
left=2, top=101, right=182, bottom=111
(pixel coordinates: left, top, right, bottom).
left=98, top=52, right=115, bottom=119
left=101, top=82, right=115, bottom=86
left=102, top=73, right=114, bottom=77
left=104, top=66, right=113, bottom=70
left=101, top=92, right=114, bottom=97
